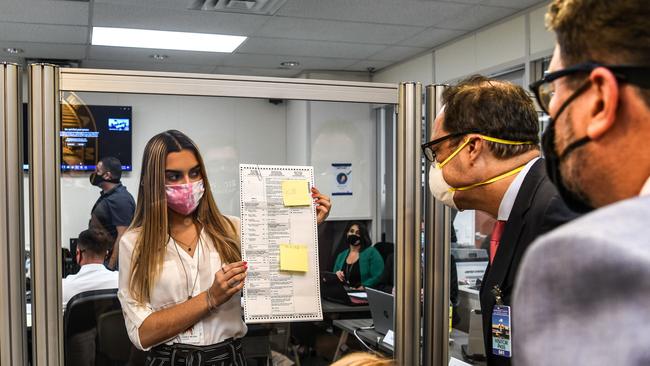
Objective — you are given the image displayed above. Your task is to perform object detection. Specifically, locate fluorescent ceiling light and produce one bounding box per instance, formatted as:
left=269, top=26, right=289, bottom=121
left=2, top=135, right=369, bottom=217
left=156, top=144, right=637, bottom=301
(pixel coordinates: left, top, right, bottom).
left=92, top=27, right=246, bottom=53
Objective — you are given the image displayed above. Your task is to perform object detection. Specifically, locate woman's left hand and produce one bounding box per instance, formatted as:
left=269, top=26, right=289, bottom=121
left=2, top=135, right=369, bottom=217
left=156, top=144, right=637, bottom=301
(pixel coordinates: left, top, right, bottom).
left=312, top=187, right=331, bottom=224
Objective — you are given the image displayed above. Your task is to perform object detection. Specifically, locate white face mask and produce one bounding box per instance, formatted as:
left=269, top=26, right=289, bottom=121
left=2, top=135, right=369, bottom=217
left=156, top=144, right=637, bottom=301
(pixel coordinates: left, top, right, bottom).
left=428, top=164, right=458, bottom=209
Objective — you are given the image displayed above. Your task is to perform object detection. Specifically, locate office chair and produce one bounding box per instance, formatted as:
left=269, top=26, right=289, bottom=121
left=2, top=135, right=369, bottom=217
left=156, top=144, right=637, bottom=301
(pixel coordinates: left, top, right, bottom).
left=97, top=309, right=132, bottom=365
left=64, top=289, right=121, bottom=366
left=372, top=241, right=394, bottom=263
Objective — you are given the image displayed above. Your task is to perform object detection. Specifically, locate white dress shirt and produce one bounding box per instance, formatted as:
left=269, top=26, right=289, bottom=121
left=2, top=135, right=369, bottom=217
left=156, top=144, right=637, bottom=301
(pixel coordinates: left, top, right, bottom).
left=118, top=216, right=247, bottom=351
left=640, top=175, right=650, bottom=196
left=497, top=157, right=540, bottom=221
left=62, top=263, right=119, bottom=312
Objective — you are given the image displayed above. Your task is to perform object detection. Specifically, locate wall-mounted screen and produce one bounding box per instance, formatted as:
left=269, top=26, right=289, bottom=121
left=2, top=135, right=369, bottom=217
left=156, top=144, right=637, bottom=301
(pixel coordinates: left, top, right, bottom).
left=23, top=103, right=133, bottom=171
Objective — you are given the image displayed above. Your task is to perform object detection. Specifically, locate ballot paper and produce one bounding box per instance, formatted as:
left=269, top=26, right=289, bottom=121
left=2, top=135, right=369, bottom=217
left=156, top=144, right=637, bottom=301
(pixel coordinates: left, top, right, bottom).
left=239, top=164, right=323, bottom=323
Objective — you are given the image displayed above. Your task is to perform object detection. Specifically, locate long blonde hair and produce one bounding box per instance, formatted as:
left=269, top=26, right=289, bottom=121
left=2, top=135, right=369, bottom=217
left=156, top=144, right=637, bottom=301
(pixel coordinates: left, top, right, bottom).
left=330, top=353, right=395, bottom=366
left=128, top=130, right=241, bottom=304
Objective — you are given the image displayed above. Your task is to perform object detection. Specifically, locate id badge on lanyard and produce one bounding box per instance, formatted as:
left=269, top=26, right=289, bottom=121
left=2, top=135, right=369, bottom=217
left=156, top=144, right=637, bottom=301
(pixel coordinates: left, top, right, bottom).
left=491, top=285, right=511, bottom=358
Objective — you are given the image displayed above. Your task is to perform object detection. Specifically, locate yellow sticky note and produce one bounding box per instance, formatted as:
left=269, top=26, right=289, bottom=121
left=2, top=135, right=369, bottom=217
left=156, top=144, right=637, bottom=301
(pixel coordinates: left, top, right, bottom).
left=279, top=244, right=309, bottom=272
left=281, top=180, right=311, bottom=206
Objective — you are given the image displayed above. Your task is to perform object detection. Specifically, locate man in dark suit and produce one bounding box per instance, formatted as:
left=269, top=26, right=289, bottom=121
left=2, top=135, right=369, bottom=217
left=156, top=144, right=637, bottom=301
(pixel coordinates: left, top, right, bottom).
left=423, top=75, right=577, bottom=365
left=513, top=1, right=650, bottom=365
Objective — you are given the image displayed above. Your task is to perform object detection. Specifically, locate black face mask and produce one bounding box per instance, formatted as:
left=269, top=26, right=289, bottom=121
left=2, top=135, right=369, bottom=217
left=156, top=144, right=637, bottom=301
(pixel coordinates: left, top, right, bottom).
left=542, top=81, right=595, bottom=213
left=90, top=172, right=104, bottom=186
left=346, top=234, right=361, bottom=246
left=90, top=171, right=118, bottom=186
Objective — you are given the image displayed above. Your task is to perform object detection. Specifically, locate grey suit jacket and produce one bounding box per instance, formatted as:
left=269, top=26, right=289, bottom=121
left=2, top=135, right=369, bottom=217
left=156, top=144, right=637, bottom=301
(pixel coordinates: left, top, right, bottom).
left=513, top=194, right=650, bottom=366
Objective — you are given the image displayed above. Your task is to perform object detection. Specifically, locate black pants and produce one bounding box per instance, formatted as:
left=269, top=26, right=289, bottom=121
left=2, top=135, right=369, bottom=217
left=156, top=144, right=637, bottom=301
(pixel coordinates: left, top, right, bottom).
left=146, top=338, right=246, bottom=366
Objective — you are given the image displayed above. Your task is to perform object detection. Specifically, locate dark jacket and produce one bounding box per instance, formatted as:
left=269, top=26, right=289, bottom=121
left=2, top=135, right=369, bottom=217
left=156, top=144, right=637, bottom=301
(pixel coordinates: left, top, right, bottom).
left=479, top=159, right=578, bottom=366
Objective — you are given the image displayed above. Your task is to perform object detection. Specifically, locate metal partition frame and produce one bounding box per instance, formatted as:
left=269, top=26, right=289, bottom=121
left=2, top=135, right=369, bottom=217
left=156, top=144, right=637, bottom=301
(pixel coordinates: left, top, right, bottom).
left=24, top=67, right=401, bottom=365
left=0, top=62, right=28, bottom=366
left=423, top=84, right=451, bottom=366
left=394, top=82, right=422, bottom=365
left=60, top=68, right=397, bottom=104
left=29, top=63, right=63, bottom=366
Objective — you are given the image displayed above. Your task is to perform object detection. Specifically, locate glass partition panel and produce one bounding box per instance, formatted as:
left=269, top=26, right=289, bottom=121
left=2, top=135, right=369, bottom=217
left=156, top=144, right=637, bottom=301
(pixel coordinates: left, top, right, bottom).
left=42, top=87, right=397, bottom=365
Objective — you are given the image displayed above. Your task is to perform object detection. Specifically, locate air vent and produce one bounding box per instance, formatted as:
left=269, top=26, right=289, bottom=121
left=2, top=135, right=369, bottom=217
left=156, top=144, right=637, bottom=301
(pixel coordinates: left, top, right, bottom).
left=188, top=0, right=288, bottom=15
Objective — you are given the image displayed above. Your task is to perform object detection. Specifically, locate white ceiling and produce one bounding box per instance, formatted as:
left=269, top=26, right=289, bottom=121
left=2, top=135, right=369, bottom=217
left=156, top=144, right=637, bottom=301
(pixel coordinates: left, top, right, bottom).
left=0, top=0, right=545, bottom=77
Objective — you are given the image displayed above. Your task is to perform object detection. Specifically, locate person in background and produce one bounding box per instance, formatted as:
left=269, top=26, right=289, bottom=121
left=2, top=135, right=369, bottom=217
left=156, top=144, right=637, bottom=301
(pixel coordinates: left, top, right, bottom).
left=513, top=1, right=650, bottom=365
left=119, top=130, right=331, bottom=365
left=62, top=229, right=119, bottom=311
left=422, top=76, right=577, bottom=366
left=88, top=156, right=135, bottom=270
left=333, top=221, right=384, bottom=290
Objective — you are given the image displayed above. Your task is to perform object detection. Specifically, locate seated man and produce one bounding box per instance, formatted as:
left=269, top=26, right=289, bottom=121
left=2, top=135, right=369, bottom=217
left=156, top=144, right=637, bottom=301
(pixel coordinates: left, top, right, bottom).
left=62, top=228, right=119, bottom=311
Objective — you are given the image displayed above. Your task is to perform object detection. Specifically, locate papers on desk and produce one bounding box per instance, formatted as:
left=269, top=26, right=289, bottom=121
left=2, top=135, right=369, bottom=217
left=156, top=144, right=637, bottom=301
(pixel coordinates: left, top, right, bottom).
left=382, top=329, right=394, bottom=347
left=449, top=357, right=473, bottom=366
left=240, top=164, right=323, bottom=323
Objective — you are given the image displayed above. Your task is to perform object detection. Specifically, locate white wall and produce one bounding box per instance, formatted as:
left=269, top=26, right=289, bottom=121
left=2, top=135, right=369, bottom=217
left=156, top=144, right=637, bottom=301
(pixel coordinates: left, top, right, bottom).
left=21, top=91, right=379, bottom=248
left=286, top=100, right=309, bottom=166
left=51, top=93, right=288, bottom=248
left=436, top=16, right=527, bottom=82
left=310, top=101, right=374, bottom=220
left=285, top=99, right=376, bottom=220
left=372, top=2, right=554, bottom=85
left=372, top=52, right=434, bottom=85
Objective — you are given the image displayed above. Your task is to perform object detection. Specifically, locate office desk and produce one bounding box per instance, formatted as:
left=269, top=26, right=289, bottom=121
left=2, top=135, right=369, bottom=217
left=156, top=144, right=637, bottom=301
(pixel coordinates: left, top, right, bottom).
left=457, top=285, right=481, bottom=333
left=332, top=319, right=478, bottom=363
left=332, top=318, right=390, bottom=359
left=322, top=299, right=370, bottom=314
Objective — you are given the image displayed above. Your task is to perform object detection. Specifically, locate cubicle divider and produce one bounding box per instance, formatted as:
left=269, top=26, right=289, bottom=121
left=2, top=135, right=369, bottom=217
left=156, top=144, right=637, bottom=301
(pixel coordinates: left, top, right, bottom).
left=29, top=63, right=64, bottom=366
left=0, top=62, right=28, bottom=366
left=0, top=64, right=455, bottom=365
left=424, top=84, right=452, bottom=366
left=394, top=82, right=422, bottom=365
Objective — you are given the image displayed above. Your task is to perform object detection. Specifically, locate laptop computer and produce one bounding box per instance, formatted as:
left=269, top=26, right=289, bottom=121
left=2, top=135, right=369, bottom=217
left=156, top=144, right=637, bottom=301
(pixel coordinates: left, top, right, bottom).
left=320, top=271, right=368, bottom=306
left=366, top=287, right=394, bottom=335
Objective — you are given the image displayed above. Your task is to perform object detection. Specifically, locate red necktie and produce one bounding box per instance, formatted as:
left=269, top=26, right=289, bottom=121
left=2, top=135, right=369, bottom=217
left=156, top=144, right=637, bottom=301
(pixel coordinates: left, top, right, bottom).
left=489, top=220, right=507, bottom=265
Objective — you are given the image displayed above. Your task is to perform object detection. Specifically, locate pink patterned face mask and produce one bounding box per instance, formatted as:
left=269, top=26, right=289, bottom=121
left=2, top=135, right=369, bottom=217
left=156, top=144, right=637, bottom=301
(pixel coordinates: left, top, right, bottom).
left=165, top=180, right=205, bottom=215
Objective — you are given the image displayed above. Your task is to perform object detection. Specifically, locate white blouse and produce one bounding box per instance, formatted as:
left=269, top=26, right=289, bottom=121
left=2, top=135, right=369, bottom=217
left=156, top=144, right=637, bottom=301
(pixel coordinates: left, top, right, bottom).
left=117, top=217, right=247, bottom=351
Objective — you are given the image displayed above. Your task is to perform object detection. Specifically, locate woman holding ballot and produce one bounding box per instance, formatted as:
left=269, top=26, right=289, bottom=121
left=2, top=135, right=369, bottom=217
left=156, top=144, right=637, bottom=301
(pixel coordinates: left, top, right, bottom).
left=118, top=130, right=331, bottom=365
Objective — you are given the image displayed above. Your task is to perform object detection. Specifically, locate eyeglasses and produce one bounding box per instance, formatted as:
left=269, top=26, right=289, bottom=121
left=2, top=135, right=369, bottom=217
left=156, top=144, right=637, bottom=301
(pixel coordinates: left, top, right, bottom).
left=530, top=62, right=650, bottom=115
left=421, top=131, right=479, bottom=162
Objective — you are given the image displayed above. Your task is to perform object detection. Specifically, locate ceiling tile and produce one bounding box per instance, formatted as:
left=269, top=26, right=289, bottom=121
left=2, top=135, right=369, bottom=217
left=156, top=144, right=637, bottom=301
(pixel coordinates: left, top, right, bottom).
left=400, top=27, right=466, bottom=48
left=253, top=16, right=423, bottom=45
left=0, top=0, right=89, bottom=26
left=87, top=46, right=227, bottom=66
left=0, top=41, right=86, bottom=60
left=94, top=0, right=191, bottom=10
left=222, top=53, right=358, bottom=69
left=367, top=45, right=428, bottom=62
left=344, top=60, right=393, bottom=72
left=0, top=22, right=88, bottom=44
left=482, top=0, right=546, bottom=9
left=436, top=5, right=518, bottom=31
left=277, top=0, right=473, bottom=27
left=92, top=3, right=269, bottom=36
left=237, top=37, right=383, bottom=59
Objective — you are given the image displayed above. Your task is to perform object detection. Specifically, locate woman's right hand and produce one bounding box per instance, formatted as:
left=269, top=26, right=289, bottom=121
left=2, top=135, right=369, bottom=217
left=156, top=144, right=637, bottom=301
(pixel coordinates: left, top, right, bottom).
left=209, top=261, right=248, bottom=306
left=336, top=270, right=345, bottom=282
